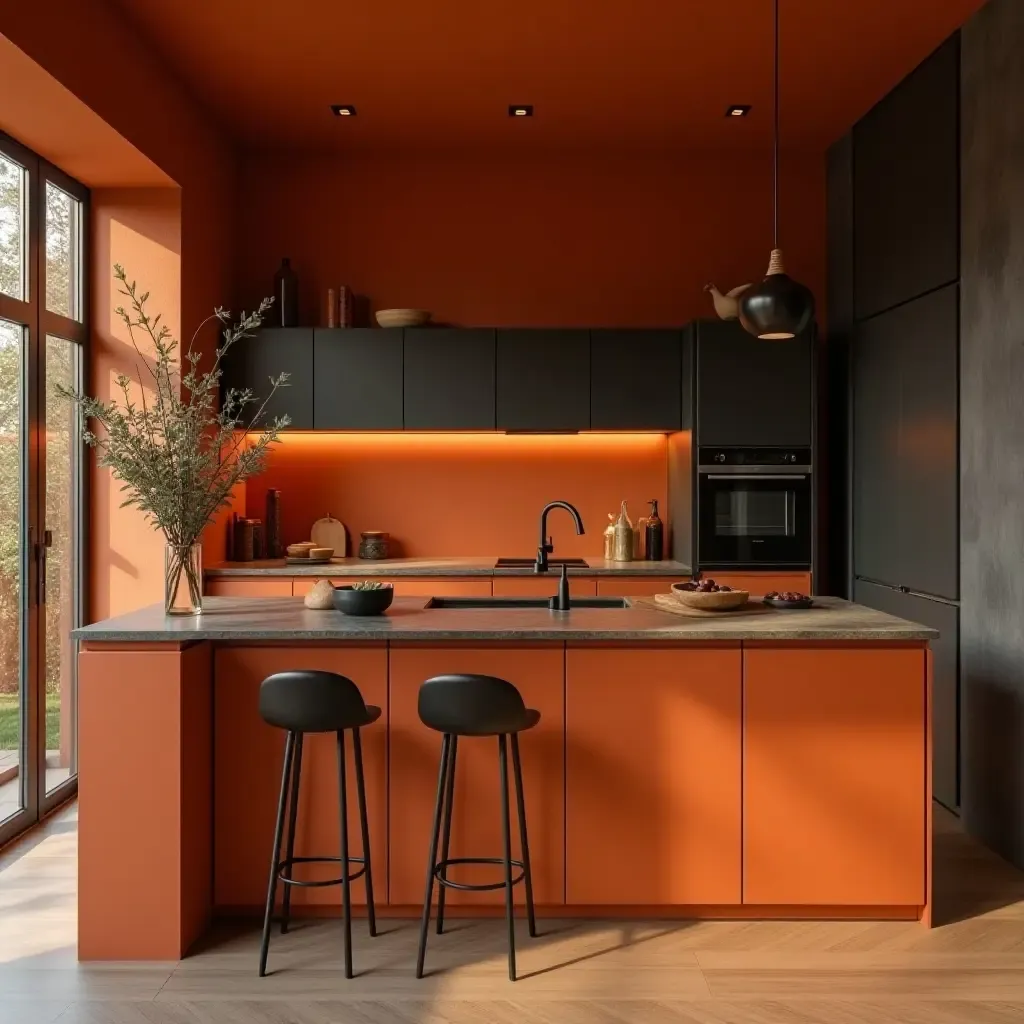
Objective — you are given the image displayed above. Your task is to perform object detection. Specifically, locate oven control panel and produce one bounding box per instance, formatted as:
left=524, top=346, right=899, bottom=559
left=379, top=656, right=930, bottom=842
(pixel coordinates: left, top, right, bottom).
left=698, top=446, right=812, bottom=468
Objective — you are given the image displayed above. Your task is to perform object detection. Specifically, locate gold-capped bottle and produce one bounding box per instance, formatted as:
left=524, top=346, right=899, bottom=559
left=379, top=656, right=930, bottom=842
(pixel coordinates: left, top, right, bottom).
left=612, top=501, right=633, bottom=562
left=645, top=498, right=664, bottom=561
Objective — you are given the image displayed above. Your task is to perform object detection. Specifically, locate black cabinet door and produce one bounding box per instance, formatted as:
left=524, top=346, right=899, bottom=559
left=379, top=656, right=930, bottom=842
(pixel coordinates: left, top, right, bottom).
left=893, top=284, right=959, bottom=601
left=222, top=327, right=313, bottom=430
left=854, top=579, right=959, bottom=811
left=404, top=329, right=495, bottom=429
left=852, top=311, right=902, bottom=587
left=313, top=329, right=403, bottom=429
left=496, top=329, right=590, bottom=431
left=853, top=36, right=958, bottom=318
left=696, top=319, right=812, bottom=446
left=853, top=286, right=959, bottom=600
left=591, top=330, right=681, bottom=430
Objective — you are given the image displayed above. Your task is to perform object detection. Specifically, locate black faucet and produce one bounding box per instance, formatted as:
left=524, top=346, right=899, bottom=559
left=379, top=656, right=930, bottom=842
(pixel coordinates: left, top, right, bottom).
left=536, top=500, right=585, bottom=574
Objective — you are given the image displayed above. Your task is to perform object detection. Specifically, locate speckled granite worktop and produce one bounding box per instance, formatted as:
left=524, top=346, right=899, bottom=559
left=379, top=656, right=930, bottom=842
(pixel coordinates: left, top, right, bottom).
left=204, top=556, right=692, bottom=578
left=75, top=595, right=937, bottom=643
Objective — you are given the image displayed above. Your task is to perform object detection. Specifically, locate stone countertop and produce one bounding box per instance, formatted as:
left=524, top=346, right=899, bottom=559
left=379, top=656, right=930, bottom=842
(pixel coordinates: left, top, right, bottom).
left=204, top=556, right=693, bottom=578
left=75, top=596, right=938, bottom=643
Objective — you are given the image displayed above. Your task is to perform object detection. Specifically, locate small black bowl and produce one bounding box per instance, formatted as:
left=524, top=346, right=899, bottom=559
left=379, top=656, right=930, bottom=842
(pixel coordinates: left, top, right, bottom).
left=332, top=584, right=394, bottom=616
left=762, top=595, right=814, bottom=610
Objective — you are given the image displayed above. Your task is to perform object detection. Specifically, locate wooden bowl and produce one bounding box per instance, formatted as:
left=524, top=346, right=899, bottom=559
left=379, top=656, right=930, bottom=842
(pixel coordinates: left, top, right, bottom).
left=286, top=542, right=315, bottom=558
left=376, top=308, right=431, bottom=328
left=308, top=546, right=334, bottom=560
left=670, top=583, right=749, bottom=611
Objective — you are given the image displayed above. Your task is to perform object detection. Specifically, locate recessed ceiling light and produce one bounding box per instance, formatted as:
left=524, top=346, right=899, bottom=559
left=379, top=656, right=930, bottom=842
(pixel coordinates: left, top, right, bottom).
left=509, top=104, right=534, bottom=118
left=726, top=105, right=751, bottom=118
left=331, top=104, right=357, bottom=117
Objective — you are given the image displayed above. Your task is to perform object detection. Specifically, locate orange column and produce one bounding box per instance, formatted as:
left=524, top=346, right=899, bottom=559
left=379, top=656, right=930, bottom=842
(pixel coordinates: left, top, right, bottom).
left=78, top=642, right=212, bottom=960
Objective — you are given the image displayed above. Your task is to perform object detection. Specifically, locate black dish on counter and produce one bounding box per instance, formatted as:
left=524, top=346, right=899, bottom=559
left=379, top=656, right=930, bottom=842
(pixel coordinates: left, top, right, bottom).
left=332, top=584, right=394, bottom=616
left=763, top=591, right=813, bottom=609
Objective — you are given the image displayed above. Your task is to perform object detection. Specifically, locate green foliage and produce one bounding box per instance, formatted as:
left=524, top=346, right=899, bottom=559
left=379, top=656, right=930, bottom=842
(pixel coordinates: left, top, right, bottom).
left=60, top=265, right=288, bottom=544
left=58, top=266, right=288, bottom=603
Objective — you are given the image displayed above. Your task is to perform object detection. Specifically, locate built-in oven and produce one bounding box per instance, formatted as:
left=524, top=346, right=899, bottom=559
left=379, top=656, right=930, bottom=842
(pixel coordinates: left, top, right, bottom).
left=697, top=447, right=812, bottom=569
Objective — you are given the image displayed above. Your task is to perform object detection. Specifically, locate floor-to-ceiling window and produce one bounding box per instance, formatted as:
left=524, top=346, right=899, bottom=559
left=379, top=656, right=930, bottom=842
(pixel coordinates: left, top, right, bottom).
left=0, top=132, right=86, bottom=844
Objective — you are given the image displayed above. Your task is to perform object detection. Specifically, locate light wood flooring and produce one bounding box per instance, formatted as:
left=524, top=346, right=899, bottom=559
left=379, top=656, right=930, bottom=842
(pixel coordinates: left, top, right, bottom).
left=3, top=803, right=1024, bottom=1022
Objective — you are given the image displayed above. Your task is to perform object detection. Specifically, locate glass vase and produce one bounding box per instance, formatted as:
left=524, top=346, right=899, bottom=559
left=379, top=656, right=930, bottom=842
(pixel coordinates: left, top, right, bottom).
left=164, top=541, right=203, bottom=615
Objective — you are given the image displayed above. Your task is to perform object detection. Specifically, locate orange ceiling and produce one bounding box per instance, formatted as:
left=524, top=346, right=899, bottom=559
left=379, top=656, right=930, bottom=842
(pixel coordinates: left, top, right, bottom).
left=112, top=0, right=983, bottom=153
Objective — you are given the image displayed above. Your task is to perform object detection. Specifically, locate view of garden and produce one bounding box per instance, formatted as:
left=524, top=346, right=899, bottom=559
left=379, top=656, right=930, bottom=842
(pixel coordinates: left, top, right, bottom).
left=0, top=151, right=80, bottom=788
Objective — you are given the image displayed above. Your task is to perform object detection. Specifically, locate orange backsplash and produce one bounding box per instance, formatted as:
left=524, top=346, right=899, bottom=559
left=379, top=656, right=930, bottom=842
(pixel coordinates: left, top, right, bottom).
left=243, top=432, right=671, bottom=559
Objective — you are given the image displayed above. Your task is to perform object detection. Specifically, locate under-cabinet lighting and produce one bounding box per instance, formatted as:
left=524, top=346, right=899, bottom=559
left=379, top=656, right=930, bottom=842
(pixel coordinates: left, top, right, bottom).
left=726, top=105, right=751, bottom=117
left=509, top=105, right=534, bottom=117
left=331, top=104, right=357, bottom=117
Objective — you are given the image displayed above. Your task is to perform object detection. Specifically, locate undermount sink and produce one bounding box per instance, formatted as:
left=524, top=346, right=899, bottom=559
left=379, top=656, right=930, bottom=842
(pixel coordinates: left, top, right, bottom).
left=425, top=596, right=628, bottom=610
left=494, top=557, right=590, bottom=568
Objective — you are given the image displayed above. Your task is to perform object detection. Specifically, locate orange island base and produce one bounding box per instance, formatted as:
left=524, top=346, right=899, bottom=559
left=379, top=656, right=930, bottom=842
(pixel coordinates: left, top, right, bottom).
left=73, top=594, right=936, bottom=960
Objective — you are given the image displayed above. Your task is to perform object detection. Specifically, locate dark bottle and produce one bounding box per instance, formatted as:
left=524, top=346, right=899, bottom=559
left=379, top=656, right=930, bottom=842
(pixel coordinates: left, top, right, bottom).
left=645, top=498, right=664, bottom=561
left=274, top=257, right=299, bottom=327
left=265, top=489, right=282, bottom=558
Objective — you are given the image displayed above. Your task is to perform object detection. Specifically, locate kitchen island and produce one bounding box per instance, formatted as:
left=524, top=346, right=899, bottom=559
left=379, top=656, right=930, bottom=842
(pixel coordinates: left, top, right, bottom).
left=74, top=595, right=936, bottom=960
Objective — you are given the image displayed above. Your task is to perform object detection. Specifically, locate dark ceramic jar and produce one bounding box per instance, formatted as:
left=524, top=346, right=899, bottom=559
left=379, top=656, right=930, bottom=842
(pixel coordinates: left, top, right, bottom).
left=358, top=531, right=389, bottom=560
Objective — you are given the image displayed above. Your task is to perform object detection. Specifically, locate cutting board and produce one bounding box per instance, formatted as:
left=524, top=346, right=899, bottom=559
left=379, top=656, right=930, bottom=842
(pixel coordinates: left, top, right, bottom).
left=636, top=593, right=774, bottom=619
left=310, top=515, right=348, bottom=557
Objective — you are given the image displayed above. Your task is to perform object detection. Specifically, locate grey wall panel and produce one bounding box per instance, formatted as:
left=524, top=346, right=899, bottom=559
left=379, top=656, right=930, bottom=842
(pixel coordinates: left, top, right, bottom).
left=854, top=580, right=959, bottom=811
left=961, top=0, right=1024, bottom=867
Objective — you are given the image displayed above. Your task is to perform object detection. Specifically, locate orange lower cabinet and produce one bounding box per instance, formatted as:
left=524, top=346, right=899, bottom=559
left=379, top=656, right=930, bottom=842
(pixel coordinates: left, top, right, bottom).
left=293, top=577, right=492, bottom=598
left=493, top=576, right=597, bottom=598
left=205, top=579, right=293, bottom=597
left=78, top=643, right=212, bottom=960
left=565, top=645, right=742, bottom=906
left=743, top=645, right=927, bottom=906
left=389, top=644, right=565, bottom=907
left=706, top=572, right=812, bottom=597
left=213, top=645, right=387, bottom=910
left=595, top=577, right=688, bottom=598
left=391, top=579, right=491, bottom=598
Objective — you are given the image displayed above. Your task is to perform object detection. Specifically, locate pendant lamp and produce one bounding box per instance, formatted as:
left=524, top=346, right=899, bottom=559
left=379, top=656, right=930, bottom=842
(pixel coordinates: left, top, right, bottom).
left=738, top=0, right=814, bottom=340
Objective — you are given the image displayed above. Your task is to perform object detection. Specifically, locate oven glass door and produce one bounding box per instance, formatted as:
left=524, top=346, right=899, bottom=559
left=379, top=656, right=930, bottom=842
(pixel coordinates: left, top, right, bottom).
left=698, top=473, right=811, bottom=567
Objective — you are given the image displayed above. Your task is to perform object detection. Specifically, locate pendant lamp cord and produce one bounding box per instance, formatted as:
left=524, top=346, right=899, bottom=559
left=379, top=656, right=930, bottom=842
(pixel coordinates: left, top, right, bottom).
left=773, top=0, right=780, bottom=250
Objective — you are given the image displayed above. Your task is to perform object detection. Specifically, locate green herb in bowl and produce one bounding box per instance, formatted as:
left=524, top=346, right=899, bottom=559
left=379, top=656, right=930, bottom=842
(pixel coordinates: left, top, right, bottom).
left=352, top=580, right=393, bottom=591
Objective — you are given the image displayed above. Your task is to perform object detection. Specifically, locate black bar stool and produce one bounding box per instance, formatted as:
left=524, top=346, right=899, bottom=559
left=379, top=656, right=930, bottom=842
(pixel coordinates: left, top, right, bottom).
left=257, top=670, right=380, bottom=979
left=415, top=673, right=539, bottom=981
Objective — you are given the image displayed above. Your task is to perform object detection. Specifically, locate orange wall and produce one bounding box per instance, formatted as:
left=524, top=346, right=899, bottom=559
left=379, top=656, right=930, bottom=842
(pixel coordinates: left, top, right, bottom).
left=244, top=433, right=669, bottom=559
left=3, top=0, right=239, bottom=616
left=236, top=151, right=826, bottom=327
left=90, top=190, right=181, bottom=618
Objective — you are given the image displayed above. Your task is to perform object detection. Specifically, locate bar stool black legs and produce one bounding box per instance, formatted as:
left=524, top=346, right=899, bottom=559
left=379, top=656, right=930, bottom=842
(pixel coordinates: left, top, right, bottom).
left=257, top=669, right=381, bottom=979
left=510, top=733, right=537, bottom=940
left=415, top=672, right=540, bottom=982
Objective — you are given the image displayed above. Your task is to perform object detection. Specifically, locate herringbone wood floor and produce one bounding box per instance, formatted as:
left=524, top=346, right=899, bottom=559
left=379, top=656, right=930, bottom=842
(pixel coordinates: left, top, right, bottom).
left=2, top=803, right=1024, bottom=1022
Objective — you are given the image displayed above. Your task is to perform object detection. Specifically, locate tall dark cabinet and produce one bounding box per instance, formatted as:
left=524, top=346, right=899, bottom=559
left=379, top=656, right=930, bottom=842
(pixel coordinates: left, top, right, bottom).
left=829, top=35, right=961, bottom=811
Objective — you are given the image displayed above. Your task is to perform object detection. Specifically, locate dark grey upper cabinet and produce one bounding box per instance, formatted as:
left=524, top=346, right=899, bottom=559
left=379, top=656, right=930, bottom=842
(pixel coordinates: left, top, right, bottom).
left=695, top=319, right=813, bottom=447
left=853, top=36, right=959, bottom=319
left=854, top=579, right=958, bottom=810
left=223, top=327, right=314, bottom=430
left=313, top=328, right=403, bottom=429
left=853, top=285, right=958, bottom=600
left=496, top=329, right=590, bottom=431
left=591, top=330, right=681, bottom=430
left=404, top=329, right=495, bottom=429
